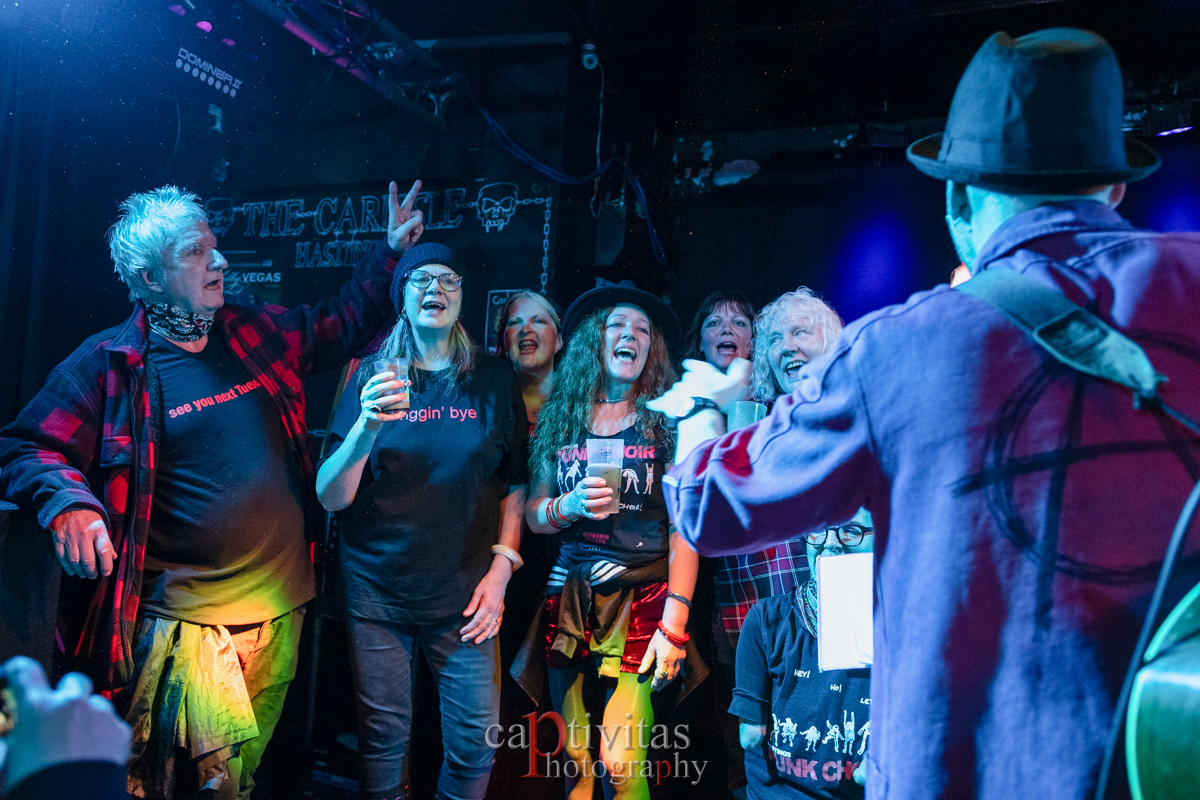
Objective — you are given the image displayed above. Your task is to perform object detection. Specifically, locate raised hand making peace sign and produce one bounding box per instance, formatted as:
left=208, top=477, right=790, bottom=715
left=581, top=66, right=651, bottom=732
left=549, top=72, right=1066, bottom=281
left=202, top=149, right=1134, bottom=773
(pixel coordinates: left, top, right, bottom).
left=386, top=179, right=425, bottom=253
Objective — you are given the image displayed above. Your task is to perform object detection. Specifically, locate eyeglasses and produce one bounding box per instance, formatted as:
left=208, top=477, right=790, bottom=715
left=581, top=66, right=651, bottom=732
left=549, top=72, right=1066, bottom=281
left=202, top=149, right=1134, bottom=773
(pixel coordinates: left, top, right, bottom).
left=805, top=523, right=871, bottom=554
left=409, top=270, right=463, bottom=291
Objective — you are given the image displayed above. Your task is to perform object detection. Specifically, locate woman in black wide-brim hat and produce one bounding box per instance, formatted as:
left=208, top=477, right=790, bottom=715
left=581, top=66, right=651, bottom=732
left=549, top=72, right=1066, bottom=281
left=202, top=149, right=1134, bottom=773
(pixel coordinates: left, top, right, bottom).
left=516, top=280, right=705, bottom=799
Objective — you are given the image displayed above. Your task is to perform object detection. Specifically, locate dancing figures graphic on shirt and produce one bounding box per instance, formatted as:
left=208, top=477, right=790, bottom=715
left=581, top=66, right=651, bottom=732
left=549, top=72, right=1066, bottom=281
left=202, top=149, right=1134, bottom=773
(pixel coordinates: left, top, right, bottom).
left=771, top=713, right=799, bottom=748
left=780, top=718, right=798, bottom=748
left=822, top=721, right=842, bottom=751
left=856, top=720, right=870, bottom=755
left=800, top=726, right=821, bottom=752
left=563, top=460, right=582, bottom=490
left=557, top=445, right=655, bottom=498
left=842, top=711, right=856, bottom=755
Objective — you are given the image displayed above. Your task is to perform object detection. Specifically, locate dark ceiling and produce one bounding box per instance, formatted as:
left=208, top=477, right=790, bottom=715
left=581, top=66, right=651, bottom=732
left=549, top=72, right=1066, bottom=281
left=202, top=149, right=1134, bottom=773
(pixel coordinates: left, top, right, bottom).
left=361, top=0, right=1200, bottom=133
left=17, top=0, right=1195, bottom=142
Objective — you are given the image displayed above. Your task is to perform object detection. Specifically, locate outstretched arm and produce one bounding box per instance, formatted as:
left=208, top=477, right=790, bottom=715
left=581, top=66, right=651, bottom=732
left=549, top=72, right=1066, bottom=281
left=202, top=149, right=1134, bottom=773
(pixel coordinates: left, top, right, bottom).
left=268, top=179, right=426, bottom=377
left=663, top=348, right=878, bottom=557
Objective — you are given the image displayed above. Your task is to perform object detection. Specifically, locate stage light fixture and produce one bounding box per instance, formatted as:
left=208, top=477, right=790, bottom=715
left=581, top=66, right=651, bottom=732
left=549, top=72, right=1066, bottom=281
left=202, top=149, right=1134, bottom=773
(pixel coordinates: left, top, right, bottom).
left=222, top=38, right=235, bottom=47
left=195, top=20, right=212, bottom=32
left=581, top=43, right=599, bottom=70
left=168, top=5, right=186, bottom=15
left=1145, top=102, right=1194, bottom=137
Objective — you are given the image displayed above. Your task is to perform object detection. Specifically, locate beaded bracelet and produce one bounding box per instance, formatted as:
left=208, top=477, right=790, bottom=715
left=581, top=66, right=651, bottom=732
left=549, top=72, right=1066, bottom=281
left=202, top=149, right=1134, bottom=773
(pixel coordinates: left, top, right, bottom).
left=657, top=620, right=689, bottom=648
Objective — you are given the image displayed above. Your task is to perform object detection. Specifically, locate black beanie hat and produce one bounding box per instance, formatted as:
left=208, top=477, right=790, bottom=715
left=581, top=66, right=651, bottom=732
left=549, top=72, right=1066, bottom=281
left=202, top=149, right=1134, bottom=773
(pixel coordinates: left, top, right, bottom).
left=391, top=243, right=458, bottom=312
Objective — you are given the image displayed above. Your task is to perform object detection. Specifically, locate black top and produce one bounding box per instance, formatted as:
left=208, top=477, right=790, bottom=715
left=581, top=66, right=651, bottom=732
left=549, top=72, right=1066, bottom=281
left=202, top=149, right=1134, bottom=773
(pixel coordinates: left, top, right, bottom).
left=550, top=425, right=670, bottom=559
left=328, top=355, right=529, bottom=624
left=5, top=761, right=128, bottom=800
left=142, top=333, right=313, bottom=625
left=732, top=590, right=870, bottom=800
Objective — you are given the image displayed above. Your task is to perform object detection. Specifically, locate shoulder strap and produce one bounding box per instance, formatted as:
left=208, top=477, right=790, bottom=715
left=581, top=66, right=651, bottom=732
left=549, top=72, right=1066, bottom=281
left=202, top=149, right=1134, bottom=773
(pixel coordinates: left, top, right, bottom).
left=957, top=268, right=1166, bottom=406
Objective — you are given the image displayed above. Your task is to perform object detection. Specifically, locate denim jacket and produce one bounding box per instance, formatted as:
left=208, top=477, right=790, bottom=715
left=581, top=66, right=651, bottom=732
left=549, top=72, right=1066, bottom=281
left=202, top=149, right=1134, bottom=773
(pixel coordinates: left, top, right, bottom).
left=666, top=202, right=1200, bottom=800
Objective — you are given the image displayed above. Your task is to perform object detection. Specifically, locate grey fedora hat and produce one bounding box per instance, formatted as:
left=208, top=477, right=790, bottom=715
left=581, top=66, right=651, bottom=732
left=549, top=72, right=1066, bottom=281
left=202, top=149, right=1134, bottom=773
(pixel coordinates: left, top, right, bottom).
left=908, top=28, right=1160, bottom=192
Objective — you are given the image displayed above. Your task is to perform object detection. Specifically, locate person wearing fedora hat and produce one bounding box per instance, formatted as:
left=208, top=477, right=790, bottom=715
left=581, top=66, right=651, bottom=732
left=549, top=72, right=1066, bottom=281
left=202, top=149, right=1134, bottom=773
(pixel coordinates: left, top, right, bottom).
left=655, top=27, right=1200, bottom=800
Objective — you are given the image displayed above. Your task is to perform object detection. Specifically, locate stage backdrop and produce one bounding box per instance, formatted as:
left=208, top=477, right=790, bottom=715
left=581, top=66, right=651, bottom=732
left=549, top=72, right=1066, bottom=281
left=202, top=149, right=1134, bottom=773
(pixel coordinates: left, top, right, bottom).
left=208, top=179, right=555, bottom=311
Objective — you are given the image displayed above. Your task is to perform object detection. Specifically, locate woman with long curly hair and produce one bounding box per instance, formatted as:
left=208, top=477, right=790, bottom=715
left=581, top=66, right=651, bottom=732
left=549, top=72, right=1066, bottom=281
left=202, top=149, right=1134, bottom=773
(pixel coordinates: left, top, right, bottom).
left=516, top=281, right=699, bottom=800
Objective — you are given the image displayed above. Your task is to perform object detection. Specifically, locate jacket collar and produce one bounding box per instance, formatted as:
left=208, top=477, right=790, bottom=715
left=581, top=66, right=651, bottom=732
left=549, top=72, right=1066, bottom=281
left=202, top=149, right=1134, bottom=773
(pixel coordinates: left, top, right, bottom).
left=974, top=200, right=1134, bottom=274
left=103, top=304, right=152, bottom=365
left=103, top=303, right=241, bottom=365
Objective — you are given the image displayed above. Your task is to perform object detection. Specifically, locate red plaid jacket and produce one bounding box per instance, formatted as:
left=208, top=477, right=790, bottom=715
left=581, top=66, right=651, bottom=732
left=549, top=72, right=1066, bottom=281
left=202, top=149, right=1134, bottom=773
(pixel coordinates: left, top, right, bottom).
left=714, top=541, right=810, bottom=647
left=0, top=240, right=398, bottom=692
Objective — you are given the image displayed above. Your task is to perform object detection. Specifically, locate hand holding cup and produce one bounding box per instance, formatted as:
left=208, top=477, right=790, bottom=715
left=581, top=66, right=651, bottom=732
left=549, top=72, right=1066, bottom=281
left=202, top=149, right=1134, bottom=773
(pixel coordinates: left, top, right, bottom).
left=566, top=477, right=615, bottom=521
left=359, top=371, right=411, bottom=428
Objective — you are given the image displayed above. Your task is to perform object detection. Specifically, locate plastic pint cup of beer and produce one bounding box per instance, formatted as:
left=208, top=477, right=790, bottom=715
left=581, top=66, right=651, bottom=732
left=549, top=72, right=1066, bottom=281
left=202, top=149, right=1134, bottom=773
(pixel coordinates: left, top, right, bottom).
left=371, top=357, right=410, bottom=411
left=586, top=438, right=623, bottom=515
left=729, top=400, right=768, bottom=430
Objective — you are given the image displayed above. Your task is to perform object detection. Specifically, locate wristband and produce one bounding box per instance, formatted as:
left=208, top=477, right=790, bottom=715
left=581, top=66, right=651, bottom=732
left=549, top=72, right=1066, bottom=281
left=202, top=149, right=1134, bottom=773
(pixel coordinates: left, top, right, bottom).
left=665, top=397, right=721, bottom=430
left=666, top=592, right=693, bottom=610
left=657, top=620, right=689, bottom=648
left=491, top=544, right=524, bottom=570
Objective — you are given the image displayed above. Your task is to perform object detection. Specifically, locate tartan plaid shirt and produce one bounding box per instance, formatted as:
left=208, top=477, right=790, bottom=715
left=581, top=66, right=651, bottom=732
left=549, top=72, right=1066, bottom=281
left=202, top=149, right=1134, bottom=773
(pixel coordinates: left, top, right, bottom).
left=714, top=540, right=810, bottom=645
left=0, top=240, right=398, bottom=692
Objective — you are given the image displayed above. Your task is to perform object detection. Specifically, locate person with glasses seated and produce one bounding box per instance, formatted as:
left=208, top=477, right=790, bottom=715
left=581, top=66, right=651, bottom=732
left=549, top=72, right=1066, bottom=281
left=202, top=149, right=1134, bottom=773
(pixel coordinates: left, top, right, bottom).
left=317, top=243, right=530, bottom=800
left=731, top=509, right=873, bottom=800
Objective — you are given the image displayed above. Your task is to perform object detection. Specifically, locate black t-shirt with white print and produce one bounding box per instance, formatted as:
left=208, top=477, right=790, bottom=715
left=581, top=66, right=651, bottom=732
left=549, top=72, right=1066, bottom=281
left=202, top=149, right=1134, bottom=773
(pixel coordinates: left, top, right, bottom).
left=731, top=589, right=870, bottom=800
left=552, top=424, right=670, bottom=561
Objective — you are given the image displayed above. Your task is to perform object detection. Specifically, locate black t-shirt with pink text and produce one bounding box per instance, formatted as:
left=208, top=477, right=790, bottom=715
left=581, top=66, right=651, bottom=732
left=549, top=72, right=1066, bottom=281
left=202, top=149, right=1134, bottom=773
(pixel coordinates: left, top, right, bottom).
left=553, top=425, right=670, bottom=560
left=327, top=356, right=529, bottom=624
left=142, top=332, right=313, bottom=625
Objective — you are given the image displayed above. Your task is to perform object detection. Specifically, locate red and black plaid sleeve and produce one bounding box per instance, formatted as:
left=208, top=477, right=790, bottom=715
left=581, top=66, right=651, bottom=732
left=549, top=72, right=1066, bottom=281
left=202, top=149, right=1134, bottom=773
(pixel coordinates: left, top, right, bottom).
left=256, top=238, right=400, bottom=379
left=0, top=342, right=112, bottom=530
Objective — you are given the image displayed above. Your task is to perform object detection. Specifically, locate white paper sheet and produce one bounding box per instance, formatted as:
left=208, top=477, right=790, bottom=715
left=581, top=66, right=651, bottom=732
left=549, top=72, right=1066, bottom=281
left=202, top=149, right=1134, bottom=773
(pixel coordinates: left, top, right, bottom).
left=816, top=552, right=874, bottom=672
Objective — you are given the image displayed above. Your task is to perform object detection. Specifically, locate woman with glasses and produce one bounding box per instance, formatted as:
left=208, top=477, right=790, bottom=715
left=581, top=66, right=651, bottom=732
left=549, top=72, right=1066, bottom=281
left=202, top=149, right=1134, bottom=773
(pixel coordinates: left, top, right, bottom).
left=730, top=509, right=874, bottom=800
left=317, top=243, right=529, bottom=800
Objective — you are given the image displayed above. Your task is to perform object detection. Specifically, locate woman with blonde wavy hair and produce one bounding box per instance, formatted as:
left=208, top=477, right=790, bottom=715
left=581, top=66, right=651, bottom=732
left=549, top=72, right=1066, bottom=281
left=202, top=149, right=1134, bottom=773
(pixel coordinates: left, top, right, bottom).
left=516, top=281, right=700, bottom=800
left=317, top=243, right=529, bottom=800
left=750, top=286, right=844, bottom=402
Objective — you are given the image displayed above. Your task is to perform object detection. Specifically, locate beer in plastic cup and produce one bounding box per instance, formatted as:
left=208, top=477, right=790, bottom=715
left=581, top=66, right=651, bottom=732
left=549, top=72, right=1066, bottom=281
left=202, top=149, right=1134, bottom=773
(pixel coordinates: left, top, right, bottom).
left=729, top=400, right=768, bottom=430
left=372, top=357, right=410, bottom=411
left=586, top=438, right=623, bottom=515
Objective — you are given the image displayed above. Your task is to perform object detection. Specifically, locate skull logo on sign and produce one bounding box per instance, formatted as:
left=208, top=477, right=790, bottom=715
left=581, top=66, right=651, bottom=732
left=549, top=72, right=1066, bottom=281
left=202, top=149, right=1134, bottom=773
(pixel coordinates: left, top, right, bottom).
left=205, top=197, right=236, bottom=237
left=476, top=183, right=518, bottom=233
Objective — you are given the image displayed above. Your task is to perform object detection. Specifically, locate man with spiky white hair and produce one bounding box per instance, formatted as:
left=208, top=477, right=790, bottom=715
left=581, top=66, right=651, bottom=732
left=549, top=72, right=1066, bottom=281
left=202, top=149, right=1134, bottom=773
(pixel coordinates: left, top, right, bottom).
left=0, top=179, right=424, bottom=799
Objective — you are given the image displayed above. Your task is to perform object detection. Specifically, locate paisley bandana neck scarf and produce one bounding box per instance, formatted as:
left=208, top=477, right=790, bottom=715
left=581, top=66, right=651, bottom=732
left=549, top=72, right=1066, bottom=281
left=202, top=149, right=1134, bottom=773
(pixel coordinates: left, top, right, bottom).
left=797, top=579, right=819, bottom=638
left=145, top=302, right=215, bottom=342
